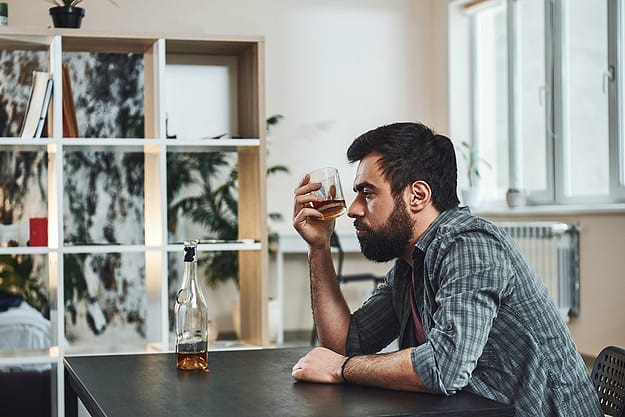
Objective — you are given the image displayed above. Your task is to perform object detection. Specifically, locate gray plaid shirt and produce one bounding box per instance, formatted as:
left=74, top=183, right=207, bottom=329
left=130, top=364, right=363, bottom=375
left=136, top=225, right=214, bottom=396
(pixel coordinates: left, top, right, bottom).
left=346, top=207, right=602, bottom=417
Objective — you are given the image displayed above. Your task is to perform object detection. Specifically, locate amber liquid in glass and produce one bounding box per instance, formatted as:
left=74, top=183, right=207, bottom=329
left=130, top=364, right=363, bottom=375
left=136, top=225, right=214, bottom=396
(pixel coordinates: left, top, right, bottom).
left=312, top=199, right=346, bottom=220
left=176, top=351, right=209, bottom=372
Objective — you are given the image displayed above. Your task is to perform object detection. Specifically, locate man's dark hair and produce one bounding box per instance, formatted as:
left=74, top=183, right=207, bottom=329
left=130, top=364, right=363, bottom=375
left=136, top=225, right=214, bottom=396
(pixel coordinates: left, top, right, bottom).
left=346, top=122, right=460, bottom=212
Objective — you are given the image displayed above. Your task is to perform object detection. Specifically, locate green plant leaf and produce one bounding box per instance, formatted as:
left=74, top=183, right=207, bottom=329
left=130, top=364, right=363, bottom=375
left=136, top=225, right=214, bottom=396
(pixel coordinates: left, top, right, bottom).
left=459, top=141, right=491, bottom=187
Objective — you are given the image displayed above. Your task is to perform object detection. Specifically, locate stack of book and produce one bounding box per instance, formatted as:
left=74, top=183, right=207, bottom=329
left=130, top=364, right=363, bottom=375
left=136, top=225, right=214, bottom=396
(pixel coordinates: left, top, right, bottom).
left=19, top=65, right=79, bottom=139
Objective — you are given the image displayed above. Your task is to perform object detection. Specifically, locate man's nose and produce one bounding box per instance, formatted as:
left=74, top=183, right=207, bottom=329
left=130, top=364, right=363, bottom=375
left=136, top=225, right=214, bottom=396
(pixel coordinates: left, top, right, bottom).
left=347, top=198, right=362, bottom=218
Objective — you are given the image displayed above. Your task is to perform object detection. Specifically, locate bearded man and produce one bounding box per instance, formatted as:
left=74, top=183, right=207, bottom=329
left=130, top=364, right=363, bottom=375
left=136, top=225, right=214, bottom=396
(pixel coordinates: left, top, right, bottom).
left=291, top=122, right=602, bottom=417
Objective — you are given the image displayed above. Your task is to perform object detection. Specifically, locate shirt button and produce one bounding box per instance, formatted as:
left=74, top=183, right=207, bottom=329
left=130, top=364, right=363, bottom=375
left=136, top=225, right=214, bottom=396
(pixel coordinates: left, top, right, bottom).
left=445, top=322, right=454, bottom=331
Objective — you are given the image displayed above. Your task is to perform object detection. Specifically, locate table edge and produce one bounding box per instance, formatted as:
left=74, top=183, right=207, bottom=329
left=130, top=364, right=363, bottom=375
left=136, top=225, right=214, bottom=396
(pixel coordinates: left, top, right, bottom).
left=64, top=357, right=108, bottom=417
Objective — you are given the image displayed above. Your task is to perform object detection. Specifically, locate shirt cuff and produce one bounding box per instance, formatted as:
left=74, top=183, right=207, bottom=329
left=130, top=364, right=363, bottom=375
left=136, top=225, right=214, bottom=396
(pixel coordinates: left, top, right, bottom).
left=411, top=343, right=451, bottom=395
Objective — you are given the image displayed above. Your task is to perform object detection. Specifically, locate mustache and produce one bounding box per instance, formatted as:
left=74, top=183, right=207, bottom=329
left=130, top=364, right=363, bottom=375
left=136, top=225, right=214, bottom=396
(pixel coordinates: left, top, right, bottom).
left=353, top=220, right=371, bottom=233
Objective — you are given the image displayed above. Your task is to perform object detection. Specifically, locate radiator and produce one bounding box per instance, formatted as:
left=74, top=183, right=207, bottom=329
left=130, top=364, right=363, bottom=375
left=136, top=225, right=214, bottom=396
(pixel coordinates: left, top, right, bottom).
left=496, top=222, right=580, bottom=320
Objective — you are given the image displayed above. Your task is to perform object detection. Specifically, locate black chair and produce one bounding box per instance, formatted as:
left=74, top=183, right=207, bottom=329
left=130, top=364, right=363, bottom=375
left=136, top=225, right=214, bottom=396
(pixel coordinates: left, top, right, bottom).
left=590, top=345, right=625, bottom=417
left=310, top=231, right=385, bottom=345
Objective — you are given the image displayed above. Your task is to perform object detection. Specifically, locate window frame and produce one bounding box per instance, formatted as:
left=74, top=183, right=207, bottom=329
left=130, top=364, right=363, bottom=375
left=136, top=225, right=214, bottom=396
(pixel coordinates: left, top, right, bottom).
left=609, top=0, right=625, bottom=199
left=450, top=0, right=625, bottom=206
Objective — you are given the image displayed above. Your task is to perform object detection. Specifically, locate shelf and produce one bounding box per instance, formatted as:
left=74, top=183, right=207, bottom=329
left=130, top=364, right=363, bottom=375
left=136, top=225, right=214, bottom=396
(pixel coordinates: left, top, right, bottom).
left=0, top=31, right=54, bottom=51
left=0, top=246, right=50, bottom=255
left=0, top=138, right=262, bottom=153
left=167, top=240, right=261, bottom=253
left=59, top=242, right=263, bottom=254
left=60, top=138, right=160, bottom=152
left=61, top=34, right=159, bottom=54
left=165, top=36, right=264, bottom=55
left=0, top=28, right=264, bottom=59
left=0, top=138, right=50, bottom=151
left=0, top=243, right=263, bottom=255
left=62, top=244, right=156, bottom=254
left=165, top=138, right=261, bottom=152
left=0, top=347, right=60, bottom=367
left=0, top=30, right=268, bottom=417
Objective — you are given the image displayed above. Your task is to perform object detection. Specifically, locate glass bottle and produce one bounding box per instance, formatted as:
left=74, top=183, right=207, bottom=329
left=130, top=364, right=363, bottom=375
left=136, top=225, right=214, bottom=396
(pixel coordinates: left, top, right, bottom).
left=175, top=240, right=209, bottom=371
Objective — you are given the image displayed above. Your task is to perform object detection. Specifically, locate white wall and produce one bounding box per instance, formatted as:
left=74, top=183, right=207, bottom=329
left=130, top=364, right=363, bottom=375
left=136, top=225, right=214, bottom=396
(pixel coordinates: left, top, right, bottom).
left=6, top=0, right=448, bottom=232
left=6, top=0, right=449, bottom=334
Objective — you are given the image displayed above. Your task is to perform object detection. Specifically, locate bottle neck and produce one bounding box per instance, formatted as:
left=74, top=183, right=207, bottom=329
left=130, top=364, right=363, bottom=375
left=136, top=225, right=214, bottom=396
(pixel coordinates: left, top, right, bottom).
left=182, top=260, right=198, bottom=285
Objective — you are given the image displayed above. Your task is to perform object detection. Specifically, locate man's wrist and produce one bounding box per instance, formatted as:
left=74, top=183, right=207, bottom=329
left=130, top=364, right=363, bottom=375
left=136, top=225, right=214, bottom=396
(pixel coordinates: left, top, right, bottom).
left=307, top=241, right=332, bottom=255
left=341, top=355, right=354, bottom=384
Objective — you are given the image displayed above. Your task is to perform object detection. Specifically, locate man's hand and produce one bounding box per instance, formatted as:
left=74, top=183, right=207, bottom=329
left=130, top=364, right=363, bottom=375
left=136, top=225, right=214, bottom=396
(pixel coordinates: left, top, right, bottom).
left=291, top=347, right=346, bottom=384
left=292, top=347, right=429, bottom=392
left=293, top=174, right=335, bottom=250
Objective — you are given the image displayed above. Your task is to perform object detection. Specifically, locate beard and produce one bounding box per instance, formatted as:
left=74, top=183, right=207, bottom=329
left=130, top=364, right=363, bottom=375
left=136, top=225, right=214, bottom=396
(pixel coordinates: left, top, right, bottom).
left=354, top=197, right=415, bottom=262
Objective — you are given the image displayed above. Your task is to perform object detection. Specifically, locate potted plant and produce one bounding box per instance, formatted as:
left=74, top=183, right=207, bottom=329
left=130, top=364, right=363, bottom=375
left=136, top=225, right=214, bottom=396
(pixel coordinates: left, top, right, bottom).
left=459, top=141, right=491, bottom=207
left=48, top=0, right=118, bottom=29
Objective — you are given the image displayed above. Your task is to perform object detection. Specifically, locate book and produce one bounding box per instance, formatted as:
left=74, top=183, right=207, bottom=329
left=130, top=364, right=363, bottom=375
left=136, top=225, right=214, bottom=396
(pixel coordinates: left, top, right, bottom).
left=20, top=71, right=53, bottom=138
left=62, top=64, right=79, bottom=138
left=34, top=79, right=53, bottom=138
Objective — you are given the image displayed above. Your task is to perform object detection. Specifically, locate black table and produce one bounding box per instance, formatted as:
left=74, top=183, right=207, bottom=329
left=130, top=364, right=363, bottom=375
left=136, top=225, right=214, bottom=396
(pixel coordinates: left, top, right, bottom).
left=64, top=347, right=514, bottom=417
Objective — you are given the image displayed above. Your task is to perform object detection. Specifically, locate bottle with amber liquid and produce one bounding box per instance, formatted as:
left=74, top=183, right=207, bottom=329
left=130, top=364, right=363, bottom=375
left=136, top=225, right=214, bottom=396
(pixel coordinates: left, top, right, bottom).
left=175, top=240, right=209, bottom=371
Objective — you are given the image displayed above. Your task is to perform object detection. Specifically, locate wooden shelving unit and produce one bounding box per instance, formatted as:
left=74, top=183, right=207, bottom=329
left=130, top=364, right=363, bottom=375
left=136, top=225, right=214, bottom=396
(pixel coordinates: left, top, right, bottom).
left=0, top=27, right=268, bottom=416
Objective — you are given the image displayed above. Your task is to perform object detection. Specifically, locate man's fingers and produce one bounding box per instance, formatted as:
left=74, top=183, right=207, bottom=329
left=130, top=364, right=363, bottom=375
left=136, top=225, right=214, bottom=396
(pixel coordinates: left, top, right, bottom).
left=298, top=173, right=311, bottom=188
left=294, top=193, right=321, bottom=206
left=294, top=206, right=323, bottom=225
left=291, top=356, right=306, bottom=380
left=294, top=179, right=322, bottom=197
left=294, top=194, right=323, bottom=218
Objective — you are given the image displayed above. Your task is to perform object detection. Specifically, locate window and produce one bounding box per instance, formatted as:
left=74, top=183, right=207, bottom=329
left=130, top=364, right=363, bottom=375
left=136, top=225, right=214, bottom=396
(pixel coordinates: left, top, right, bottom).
left=565, top=0, right=609, bottom=199
left=473, top=2, right=509, bottom=201
left=610, top=0, right=625, bottom=198
left=518, top=0, right=548, bottom=197
left=450, top=0, right=625, bottom=206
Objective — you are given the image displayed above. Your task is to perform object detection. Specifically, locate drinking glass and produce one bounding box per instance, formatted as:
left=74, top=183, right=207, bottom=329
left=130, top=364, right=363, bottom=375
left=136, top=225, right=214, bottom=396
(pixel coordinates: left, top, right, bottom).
left=308, top=167, right=347, bottom=220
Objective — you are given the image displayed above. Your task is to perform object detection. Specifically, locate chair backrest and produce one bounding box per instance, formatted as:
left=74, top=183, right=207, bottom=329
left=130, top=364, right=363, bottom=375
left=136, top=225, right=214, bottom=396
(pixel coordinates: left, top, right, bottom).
left=591, top=345, right=625, bottom=417
left=328, top=231, right=385, bottom=286
left=329, top=231, right=344, bottom=278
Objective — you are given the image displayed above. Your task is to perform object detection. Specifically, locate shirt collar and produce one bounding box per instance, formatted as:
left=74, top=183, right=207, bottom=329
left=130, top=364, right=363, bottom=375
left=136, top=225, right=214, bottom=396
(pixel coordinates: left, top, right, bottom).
left=395, top=206, right=470, bottom=272
left=413, top=206, right=470, bottom=255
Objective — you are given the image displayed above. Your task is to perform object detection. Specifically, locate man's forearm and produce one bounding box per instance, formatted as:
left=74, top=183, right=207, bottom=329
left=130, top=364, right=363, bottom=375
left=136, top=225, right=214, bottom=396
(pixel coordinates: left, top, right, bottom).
left=342, top=348, right=429, bottom=392
left=308, top=246, right=351, bottom=353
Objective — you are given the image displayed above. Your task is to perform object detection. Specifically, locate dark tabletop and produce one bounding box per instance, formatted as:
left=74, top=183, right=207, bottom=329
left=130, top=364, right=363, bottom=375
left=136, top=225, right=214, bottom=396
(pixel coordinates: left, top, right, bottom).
left=64, top=347, right=514, bottom=417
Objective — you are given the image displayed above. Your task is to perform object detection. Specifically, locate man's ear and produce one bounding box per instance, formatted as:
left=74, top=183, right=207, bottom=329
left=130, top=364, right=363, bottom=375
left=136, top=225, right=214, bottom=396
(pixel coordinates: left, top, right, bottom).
left=407, top=180, right=432, bottom=212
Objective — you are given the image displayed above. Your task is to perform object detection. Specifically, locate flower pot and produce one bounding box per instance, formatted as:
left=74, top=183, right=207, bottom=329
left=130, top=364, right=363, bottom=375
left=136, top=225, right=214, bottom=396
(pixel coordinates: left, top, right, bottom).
left=505, top=188, right=527, bottom=208
left=49, top=6, right=85, bottom=29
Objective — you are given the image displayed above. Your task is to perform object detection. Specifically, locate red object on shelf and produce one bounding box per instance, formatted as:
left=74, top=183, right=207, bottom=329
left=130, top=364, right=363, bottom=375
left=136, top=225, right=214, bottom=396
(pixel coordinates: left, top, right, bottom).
left=29, top=217, right=48, bottom=247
